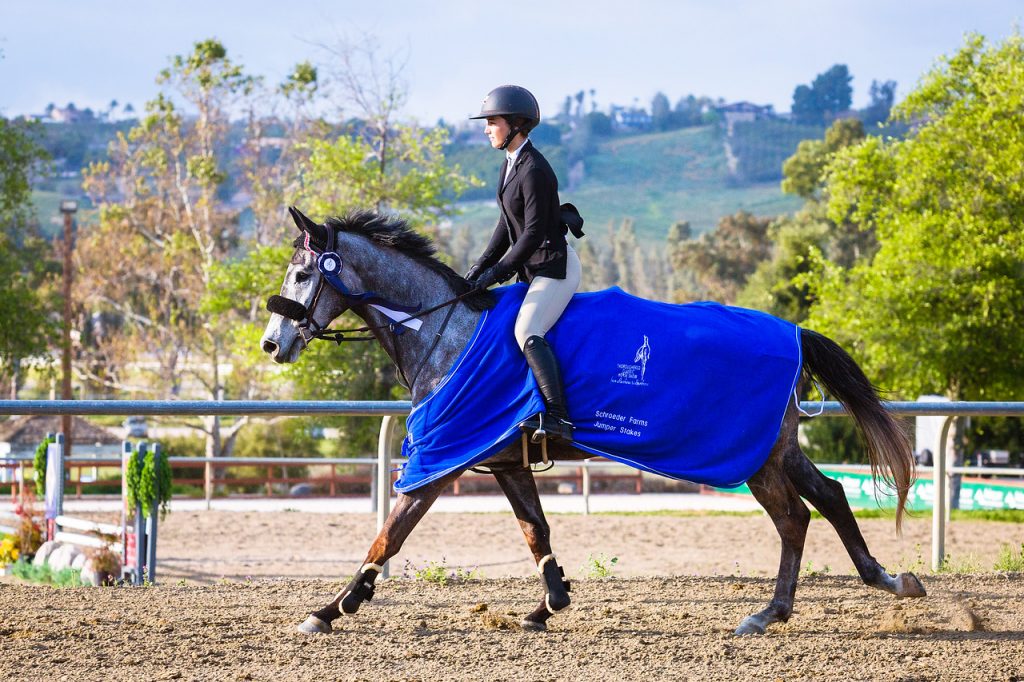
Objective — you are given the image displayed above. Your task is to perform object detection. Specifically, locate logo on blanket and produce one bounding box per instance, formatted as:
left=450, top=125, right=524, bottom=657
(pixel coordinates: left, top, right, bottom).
left=611, top=335, right=651, bottom=387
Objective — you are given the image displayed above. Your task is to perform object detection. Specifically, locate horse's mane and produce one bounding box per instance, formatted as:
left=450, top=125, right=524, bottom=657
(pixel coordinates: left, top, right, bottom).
left=293, top=211, right=495, bottom=312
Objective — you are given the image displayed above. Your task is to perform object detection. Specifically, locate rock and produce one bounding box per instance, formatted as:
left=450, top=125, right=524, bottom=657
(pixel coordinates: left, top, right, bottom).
left=80, top=555, right=121, bottom=587
left=33, top=541, right=60, bottom=567
left=71, top=553, right=88, bottom=570
left=79, top=557, right=100, bottom=586
left=47, top=544, right=82, bottom=572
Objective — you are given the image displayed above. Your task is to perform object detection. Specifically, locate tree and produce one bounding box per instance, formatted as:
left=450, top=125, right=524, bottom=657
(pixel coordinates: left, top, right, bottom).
left=281, top=121, right=476, bottom=451
left=297, top=125, right=473, bottom=230
left=582, top=111, right=612, bottom=137
left=265, top=36, right=479, bottom=453
left=665, top=220, right=694, bottom=301
left=806, top=33, right=1024, bottom=401
left=812, top=64, right=853, bottom=118
left=80, top=39, right=258, bottom=458
left=573, top=238, right=606, bottom=292
left=0, top=117, right=53, bottom=397
left=243, top=60, right=326, bottom=246
left=673, top=95, right=706, bottom=128
left=668, top=211, right=773, bottom=304
left=651, top=92, right=671, bottom=131
left=861, top=79, right=896, bottom=127
left=320, top=34, right=408, bottom=213
left=791, top=84, right=819, bottom=125
left=791, top=64, right=853, bottom=124
left=741, top=119, right=873, bottom=324
left=736, top=209, right=829, bottom=322
left=782, top=118, right=866, bottom=200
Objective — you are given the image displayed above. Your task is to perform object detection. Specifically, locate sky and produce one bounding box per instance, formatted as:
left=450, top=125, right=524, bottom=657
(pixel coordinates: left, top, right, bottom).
left=1, top=1, right=1021, bottom=124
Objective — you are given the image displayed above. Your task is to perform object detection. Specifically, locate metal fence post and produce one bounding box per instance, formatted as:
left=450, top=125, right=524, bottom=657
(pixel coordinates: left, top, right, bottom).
left=931, top=416, right=955, bottom=571
left=134, top=442, right=147, bottom=585
left=369, top=459, right=378, bottom=512
left=55, top=433, right=65, bottom=518
left=120, top=441, right=131, bottom=578
left=204, top=458, right=213, bottom=511
left=146, top=443, right=161, bottom=585
left=582, top=461, right=591, bottom=516
left=377, top=416, right=398, bottom=579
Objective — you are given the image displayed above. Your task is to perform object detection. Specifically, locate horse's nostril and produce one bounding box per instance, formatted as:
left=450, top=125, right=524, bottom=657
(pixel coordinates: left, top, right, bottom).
left=262, top=340, right=278, bottom=355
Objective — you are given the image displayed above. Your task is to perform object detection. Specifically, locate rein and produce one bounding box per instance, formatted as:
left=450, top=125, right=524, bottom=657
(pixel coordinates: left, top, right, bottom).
left=267, top=283, right=479, bottom=345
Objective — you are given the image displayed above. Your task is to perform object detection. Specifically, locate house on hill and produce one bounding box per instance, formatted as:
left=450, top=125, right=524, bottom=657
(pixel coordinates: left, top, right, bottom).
left=610, top=105, right=652, bottom=132
left=717, top=101, right=776, bottom=135
left=0, top=416, right=122, bottom=458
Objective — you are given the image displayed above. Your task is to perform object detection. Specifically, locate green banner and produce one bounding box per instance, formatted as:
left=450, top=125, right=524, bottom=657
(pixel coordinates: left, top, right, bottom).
left=718, top=468, right=1024, bottom=511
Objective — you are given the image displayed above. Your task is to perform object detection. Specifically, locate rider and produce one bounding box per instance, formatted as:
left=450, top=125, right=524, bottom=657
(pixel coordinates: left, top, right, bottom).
left=465, top=85, right=582, bottom=442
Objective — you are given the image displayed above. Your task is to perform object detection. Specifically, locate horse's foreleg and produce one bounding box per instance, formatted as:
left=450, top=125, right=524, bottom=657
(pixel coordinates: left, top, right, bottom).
left=493, top=466, right=571, bottom=632
left=298, top=471, right=457, bottom=634
left=784, top=451, right=926, bottom=599
left=736, top=459, right=811, bottom=636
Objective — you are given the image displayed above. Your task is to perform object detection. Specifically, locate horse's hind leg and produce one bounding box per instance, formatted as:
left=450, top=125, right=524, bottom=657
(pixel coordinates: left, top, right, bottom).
left=492, top=465, right=571, bottom=632
left=735, top=451, right=811, bottom=635
left=297, top=471, right=459, bottom=634
left=784, top=449, right=926, bottom=598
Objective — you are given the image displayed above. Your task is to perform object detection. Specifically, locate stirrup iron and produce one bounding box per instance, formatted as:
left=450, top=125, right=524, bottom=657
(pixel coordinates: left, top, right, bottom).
left=521, top=412, right=573, bottom=445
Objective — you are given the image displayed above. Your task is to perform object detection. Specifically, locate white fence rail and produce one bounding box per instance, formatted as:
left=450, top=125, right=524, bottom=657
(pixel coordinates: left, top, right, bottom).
left=2, top=399, right=1023, bottom=572
left=0, top=510, right=18, bottom=536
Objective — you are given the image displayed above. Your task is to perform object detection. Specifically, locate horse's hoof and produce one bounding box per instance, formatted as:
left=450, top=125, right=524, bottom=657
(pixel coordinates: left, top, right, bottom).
left=895, top=572, right=927, bottom=598
left=521, top=619, right=547, bottom=632
left=297, top=615, right=332, bottom=634
left=734, top=616, right=766, bottom=636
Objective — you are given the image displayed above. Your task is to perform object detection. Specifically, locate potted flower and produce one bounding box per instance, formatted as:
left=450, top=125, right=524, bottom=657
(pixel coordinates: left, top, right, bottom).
left=0, top=536, right=19, bottom=575
left=14, top=502, right=43, bottom=563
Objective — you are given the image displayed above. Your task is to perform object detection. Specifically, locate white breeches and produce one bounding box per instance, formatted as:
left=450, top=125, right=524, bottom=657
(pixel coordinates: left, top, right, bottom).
left=514, top=245, right=582, bottom=349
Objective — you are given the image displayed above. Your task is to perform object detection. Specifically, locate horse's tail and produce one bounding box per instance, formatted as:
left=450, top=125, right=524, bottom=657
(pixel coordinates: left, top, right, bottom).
left=799, top=328, right=915, bottom=531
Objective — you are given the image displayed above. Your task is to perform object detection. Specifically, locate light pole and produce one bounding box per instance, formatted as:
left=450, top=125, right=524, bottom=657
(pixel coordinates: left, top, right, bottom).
left=59, top=200, right=77, bottom=462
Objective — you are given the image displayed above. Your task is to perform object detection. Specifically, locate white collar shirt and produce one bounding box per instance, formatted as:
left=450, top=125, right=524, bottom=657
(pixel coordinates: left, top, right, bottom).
left=503, top=138, right=530, bottom=185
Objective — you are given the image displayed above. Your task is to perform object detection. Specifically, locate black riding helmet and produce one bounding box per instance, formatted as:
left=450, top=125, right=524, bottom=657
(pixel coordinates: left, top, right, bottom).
left=470, top=85, right=540, bottom=149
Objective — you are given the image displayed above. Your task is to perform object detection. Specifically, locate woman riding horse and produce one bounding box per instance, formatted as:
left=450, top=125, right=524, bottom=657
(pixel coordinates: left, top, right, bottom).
left=262, top=210, right=926, bottom=637
left=465, top=85, right=581, bottom=443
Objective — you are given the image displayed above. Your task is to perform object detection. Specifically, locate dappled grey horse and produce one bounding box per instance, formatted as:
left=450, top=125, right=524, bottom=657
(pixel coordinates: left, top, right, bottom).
left=260, top=208, right=926, bottom=636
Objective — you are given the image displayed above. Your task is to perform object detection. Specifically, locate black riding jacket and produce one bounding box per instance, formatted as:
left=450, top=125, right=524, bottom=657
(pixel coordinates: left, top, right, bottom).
left=473, top=141, right=568, bottom=283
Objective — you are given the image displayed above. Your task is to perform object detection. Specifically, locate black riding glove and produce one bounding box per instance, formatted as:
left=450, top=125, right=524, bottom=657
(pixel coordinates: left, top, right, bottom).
left=465, top=264, right=483, bottom=282
left=473, top=264, right=511, bottom=290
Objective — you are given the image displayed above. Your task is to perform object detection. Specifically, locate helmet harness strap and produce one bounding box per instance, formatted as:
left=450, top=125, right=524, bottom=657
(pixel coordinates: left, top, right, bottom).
left=499, top=123, right=523, bottom=151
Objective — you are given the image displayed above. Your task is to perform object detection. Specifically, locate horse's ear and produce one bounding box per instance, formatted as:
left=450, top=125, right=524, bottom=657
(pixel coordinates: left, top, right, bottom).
left=288, top=206, right=328, bottom=246
left=289, top=205, right=318, bottom=233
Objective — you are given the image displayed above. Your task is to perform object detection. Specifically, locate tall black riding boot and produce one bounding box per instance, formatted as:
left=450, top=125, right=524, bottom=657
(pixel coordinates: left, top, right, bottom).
left=523, top=335, right=573, bottom=442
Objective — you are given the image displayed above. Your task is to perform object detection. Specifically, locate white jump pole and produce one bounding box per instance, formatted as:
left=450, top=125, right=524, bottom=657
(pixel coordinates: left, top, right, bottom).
left=376, top=416, right=398, bottom=579
left=931, top=416, right=955, bottom=571
left=582, top=461, right=591, bottom=516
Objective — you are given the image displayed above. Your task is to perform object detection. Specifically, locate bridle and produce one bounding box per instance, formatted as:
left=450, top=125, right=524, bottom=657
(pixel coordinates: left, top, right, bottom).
left=266, top=226, right=478, bottom=389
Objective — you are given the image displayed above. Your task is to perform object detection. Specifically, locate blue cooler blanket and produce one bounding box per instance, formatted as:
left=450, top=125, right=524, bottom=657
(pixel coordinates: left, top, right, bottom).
left=396, top=285, right=801, bottom=493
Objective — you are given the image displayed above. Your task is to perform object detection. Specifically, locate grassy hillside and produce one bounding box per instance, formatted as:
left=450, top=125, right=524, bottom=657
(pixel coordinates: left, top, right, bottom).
left=29, top=121, right=806, bottom=248
left=730, top=119, right=827, bottom=183
left=30, top=177, right=96, bottom=239
left=447, top=125, right=802, bottom=245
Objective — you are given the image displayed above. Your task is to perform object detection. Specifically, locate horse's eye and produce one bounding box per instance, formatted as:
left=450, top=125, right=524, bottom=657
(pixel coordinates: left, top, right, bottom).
left=295, top=271, right=312, bottom=283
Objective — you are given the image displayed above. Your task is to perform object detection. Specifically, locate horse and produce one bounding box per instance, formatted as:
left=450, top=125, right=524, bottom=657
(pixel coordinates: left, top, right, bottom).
left=260, top=207, right=927, bottom=636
